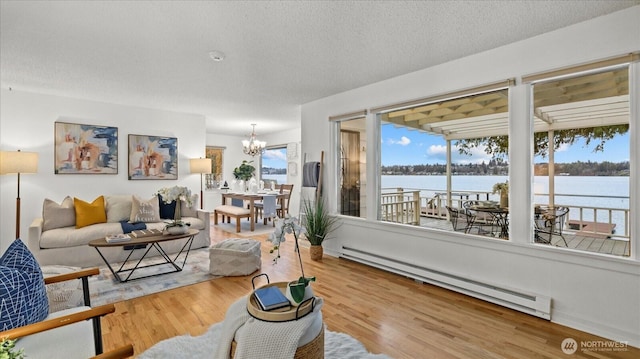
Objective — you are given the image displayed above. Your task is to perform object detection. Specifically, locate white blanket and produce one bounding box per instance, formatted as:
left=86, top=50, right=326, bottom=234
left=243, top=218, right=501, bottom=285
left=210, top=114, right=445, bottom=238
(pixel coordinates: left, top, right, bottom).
left=214, top=295, right=323, bottom=359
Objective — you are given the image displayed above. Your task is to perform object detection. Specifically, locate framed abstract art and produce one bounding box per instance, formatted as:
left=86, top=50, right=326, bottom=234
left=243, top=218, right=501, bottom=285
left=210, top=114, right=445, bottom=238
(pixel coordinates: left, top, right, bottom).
left=128, top=134, right=178, bottom=180
left=54, top=121, right=118, bottom=174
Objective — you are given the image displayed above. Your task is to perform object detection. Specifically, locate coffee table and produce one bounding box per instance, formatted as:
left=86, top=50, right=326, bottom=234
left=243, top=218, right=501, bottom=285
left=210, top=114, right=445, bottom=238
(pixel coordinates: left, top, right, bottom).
left=88, top=228, right=198, bottom=283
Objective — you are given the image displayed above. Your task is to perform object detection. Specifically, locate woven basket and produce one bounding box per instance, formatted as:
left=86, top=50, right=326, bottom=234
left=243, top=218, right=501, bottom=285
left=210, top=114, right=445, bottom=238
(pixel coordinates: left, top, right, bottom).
left=230, top=326, right=324, bottom=359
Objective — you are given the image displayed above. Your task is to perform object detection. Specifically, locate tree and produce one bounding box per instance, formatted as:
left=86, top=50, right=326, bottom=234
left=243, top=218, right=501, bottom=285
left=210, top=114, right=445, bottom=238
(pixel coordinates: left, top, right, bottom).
left=455, top=125, right=628, bottom=159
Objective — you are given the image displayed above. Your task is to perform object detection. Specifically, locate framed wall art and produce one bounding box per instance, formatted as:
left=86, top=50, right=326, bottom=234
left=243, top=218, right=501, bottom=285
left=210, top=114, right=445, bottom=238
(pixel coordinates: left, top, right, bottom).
left=205, top=146, right=224, bottom=189
left=54, top=121, right=118, bottom=174
left=128, top=134, right=178, bottom=180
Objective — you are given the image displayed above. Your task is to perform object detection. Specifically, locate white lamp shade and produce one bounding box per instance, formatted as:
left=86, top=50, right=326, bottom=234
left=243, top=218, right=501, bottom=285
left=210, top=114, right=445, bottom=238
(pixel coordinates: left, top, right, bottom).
left=0, top=151, right=39, bottom=174
left=190, top=158, right=212, bottom=174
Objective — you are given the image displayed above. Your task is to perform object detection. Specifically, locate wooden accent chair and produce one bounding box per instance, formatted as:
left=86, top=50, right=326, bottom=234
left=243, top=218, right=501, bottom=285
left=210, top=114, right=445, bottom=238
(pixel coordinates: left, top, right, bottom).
left=0, top=267, right=134, bottom=358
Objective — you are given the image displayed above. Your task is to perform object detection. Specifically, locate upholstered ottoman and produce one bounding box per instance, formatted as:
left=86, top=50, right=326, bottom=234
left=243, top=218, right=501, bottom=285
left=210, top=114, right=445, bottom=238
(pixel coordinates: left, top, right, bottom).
left=209, top=238, right=262, bottom=276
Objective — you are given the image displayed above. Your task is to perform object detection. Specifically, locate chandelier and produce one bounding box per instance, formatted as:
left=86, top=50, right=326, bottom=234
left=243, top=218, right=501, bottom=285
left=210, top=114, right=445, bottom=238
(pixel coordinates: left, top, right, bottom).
left=242, top=124, right=266, bottom=156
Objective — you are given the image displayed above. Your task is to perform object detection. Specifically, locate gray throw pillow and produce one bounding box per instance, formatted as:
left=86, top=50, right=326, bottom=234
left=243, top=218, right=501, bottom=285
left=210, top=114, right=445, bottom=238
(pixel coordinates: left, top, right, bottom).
left=42, top=196, right=76, bottom=231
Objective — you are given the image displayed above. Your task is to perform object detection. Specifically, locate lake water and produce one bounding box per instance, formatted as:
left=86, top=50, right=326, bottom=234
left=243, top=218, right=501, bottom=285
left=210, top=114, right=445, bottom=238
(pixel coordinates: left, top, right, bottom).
left=263, top=174, right=630, bottom=234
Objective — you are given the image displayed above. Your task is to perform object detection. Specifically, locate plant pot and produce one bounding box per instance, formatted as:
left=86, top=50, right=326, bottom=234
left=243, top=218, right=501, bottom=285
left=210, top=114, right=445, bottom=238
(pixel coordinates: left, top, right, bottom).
left=166, top=225, right=188, bottom=235
left=285, top=281, right=314, bottom=307
left=500, top=192, right=509, bottom=208
left=309, top=245, right=323, bottom=261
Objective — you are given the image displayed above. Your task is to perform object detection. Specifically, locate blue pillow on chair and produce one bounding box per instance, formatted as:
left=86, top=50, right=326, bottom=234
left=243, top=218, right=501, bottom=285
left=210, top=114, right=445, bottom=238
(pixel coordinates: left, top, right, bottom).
left=0, top=239, right=49, bottom=331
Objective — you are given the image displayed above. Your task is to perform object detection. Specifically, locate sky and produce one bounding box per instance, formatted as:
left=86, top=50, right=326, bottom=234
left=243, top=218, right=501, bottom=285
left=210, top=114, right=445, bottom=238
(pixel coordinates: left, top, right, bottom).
left=262, top=125, right=629, bottom=170
left=380, top=124, right=630, bottom=166
left=262, top=147, right=287, bottom=169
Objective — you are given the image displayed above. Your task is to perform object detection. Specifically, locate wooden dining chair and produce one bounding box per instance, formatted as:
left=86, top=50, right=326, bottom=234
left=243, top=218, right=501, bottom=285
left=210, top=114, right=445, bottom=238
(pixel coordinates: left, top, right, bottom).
left=278, top=184, right=294, bottom=217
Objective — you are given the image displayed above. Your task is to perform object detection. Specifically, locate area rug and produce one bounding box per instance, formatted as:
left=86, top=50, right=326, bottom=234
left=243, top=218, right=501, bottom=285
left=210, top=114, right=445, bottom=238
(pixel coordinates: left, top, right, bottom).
left=89, top=248, right=216, bottom=306
left=215, top=220, right=275, bottom=237
left=138, top=322, right=392, bottom=359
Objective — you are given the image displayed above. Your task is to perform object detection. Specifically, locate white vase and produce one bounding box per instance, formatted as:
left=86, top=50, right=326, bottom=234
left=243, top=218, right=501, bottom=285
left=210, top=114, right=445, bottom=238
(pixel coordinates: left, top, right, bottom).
left=167, top=225, right=188, bottom=235
left=285, top=282, right=314, bottom=307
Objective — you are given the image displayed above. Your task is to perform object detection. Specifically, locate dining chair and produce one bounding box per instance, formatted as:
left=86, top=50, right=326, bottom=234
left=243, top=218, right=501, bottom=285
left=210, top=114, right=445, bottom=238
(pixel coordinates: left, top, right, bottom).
left=259, top=195, right=277, bottom=226
left=278, top=184, right=294, bottom=217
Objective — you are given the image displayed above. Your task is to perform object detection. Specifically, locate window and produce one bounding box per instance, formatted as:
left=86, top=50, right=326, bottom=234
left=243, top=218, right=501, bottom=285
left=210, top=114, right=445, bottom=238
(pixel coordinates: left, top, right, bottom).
left=376, top=86, right=511, bottom=239
left=262, top=146, right=288, bottom=186
left=531, top=66, right=630, bottom=256
left=336, top=117, right=366, bottom=218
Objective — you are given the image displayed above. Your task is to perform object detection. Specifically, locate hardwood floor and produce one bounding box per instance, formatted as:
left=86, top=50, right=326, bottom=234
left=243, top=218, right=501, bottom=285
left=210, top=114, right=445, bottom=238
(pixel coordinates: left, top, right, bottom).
left=100, top=225, right=639, bottom=358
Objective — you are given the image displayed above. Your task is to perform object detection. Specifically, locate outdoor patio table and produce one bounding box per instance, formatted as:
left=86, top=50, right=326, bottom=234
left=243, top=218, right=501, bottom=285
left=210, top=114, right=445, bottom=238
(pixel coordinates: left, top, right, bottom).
left=471, top=206, right=509, bottom=238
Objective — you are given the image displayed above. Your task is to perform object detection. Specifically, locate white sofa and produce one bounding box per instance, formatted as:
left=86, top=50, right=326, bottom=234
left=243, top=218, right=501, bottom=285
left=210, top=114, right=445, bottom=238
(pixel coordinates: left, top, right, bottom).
left=27, top=194, right=211, bottom=268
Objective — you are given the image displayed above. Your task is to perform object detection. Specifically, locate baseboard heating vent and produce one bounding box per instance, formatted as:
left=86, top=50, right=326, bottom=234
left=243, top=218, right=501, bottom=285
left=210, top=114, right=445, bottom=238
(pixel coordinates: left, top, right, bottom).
left=341, top=246, right=551, bottom=320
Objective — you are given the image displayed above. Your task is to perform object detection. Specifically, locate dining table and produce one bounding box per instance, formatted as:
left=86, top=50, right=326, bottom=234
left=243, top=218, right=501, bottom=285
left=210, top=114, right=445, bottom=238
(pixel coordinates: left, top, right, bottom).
left=220, top=191, right=286, bottom=232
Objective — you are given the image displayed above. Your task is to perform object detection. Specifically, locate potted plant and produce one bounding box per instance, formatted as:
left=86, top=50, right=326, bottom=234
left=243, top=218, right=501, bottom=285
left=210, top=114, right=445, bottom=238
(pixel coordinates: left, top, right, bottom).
left=492, top=181, right=509, bottom=208
left=233, top=160, right=255, bottom=181
left=301, top=197, right=338, bottom=261
left=268, top=215, right=315, bottom=306
left=156, top=186, right=193, bottom=234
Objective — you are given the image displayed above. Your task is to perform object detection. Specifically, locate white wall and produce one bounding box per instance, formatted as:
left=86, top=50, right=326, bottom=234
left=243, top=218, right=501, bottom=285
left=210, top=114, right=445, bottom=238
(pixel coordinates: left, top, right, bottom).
left=0, top=89, right=206, bottom=253
left=301, top=7, right=640, bottom=346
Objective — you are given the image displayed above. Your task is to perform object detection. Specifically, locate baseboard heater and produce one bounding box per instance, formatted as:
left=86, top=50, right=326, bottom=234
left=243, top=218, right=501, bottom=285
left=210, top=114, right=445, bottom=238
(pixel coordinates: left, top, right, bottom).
left=341, top=246, right=551, bottom=320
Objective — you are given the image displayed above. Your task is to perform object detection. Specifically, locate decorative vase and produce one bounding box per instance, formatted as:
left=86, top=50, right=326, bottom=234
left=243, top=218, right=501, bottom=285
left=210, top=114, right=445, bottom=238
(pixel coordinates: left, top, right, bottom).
left=285, top=281, right=314, bottom=307
left=309, top=245, right=323, bottom=261
left=500, top=192, right=509, bottom=208
left=167, top=225, right=188, bottom=235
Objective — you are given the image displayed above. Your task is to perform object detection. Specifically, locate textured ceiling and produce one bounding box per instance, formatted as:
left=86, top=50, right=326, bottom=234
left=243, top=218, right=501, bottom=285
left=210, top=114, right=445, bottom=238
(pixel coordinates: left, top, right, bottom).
left=1, top=1, right=638, bottom=136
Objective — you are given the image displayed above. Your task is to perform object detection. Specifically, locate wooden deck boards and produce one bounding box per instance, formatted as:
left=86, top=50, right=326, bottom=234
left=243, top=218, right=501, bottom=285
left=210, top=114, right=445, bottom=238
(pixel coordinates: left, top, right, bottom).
left=568, top=219, right=616, bottom=239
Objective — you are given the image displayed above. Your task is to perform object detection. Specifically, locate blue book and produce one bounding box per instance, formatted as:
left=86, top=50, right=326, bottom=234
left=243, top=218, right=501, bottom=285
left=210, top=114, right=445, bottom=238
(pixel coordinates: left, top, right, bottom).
left=254, top=286, right=290, bottom=311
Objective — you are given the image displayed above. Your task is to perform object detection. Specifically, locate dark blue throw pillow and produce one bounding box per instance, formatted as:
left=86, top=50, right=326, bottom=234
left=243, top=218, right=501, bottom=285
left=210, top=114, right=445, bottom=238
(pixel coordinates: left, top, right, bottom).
left=0, top=239, right=49, bottom=331
left=158, top=194, right=177, bottom=220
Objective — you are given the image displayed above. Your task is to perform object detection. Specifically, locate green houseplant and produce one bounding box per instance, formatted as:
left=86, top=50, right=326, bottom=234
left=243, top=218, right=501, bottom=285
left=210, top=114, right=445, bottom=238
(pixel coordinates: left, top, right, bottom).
left=233, top=160, right=255, bottom=181
left=301, top=197, right=338, bottom=261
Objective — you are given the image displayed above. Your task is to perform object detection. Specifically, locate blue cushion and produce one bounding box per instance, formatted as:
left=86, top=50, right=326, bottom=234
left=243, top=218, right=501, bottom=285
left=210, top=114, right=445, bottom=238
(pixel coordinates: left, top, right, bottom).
left=0, top=239, right=49, bottom=331
left=158, top=194, right=177, bottom=220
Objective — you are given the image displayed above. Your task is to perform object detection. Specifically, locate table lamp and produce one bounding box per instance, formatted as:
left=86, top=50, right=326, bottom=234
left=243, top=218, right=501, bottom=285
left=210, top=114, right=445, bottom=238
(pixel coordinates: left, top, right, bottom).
left=1, top=150, right=39, bottom=239
left=189, top=158, right=212, bottom=209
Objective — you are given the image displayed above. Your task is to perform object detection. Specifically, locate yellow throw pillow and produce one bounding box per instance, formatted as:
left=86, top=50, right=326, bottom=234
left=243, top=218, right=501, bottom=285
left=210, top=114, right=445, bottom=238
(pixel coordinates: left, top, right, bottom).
left=74, top=196, right=107, bottom=228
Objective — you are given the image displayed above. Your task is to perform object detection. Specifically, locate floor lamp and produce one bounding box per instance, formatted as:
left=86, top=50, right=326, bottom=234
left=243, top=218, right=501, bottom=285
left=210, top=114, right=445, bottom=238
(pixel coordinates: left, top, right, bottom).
left=189, top=158, right=212, bottom=209
left=1, top=150, right=39, bottom=239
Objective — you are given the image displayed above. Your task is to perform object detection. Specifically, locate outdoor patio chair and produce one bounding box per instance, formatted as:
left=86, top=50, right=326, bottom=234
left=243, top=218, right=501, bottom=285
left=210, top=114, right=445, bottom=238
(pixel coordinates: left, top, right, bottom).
left=534, top=206, right=570, bottom=246
left=445, top=206, right=476, bottom=233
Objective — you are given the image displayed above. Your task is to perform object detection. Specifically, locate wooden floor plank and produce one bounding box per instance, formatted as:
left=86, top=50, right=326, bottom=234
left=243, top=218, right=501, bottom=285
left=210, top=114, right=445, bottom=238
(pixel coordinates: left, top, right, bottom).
left=99, top=223, right=639, bottom=358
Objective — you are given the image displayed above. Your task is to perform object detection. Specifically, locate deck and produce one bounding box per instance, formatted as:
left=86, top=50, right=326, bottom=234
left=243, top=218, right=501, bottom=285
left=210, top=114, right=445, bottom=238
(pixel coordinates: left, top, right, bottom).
left=417, top=216, right=630, bottom=257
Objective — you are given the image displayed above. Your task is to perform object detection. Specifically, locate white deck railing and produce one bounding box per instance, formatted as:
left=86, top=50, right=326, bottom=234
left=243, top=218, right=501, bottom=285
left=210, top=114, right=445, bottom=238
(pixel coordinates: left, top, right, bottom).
left=380, top=187, right=629, bottom=239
